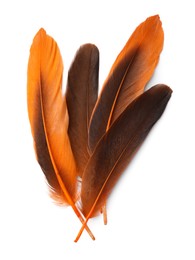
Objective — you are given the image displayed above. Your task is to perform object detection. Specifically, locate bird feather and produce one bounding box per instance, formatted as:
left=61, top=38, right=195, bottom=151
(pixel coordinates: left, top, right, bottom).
left=66, top=44, right=99, bottom=177
left=88, top=15, right=164, bottom=152
left=75, top=84, right=172, bottom=241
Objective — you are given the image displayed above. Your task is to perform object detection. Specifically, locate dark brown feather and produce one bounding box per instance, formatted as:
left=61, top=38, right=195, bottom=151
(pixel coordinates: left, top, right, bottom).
left=88, top=15, right=164, bottom=152
left=75, top=84, right=172, bottom=241
left=66, top=44, right=99, bottom=177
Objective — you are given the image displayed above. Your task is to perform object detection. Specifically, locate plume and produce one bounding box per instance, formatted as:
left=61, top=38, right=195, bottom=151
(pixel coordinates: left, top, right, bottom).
left=27, top=29, right=95, bottom=240
left=75, top=84, right=172, bottom=241
left=88, top=15, right=164, bottom=152
left=66, top=44, right=99, bottom=177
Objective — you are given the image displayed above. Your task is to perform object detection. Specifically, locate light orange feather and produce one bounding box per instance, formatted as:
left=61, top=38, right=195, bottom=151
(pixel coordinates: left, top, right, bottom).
left=27, top=29, right=95, bottom=240
left=27, top=28, right=76, bottom=203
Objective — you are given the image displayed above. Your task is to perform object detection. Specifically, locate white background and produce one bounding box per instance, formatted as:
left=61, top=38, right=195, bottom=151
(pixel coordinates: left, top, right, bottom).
left=0, top=0, right=195, bottom=259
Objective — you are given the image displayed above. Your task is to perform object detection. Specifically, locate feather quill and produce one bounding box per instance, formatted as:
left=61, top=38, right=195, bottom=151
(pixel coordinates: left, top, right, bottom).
left=27, top=29, right=95, bottom=239
left=88, top=15, right=164, bottom=152
left=66, top=44, right=99, bottom=177
left=75, top=84, right=172, bottom=241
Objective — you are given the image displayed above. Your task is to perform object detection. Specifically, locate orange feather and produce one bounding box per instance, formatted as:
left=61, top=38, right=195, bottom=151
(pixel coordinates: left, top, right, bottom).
left=27, top=29, right=95, bottom=240
left=27, top=28, right=76, bottom=203
left=89, top=15, right=164, bottom=152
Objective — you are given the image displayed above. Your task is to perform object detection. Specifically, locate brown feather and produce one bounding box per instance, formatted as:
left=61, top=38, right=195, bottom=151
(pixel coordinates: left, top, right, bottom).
left=75, top=84, right=172, bottom=241
left=88, top=15, right=164, bottom=152
left=66, top=44, right=99, bottom=177
left=27, top=28, right=77, bottom=204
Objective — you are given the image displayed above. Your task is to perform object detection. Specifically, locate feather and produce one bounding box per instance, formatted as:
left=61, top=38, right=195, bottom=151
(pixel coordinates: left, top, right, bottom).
left=66, top=44, right=99, bottom=177
left=88, top=15, right=164, bottom=152
left=75, top=84, right=172, bottom=241
left=27, top=29, right=95, bottom=240
left=27, top=28, right=76, bottom=203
